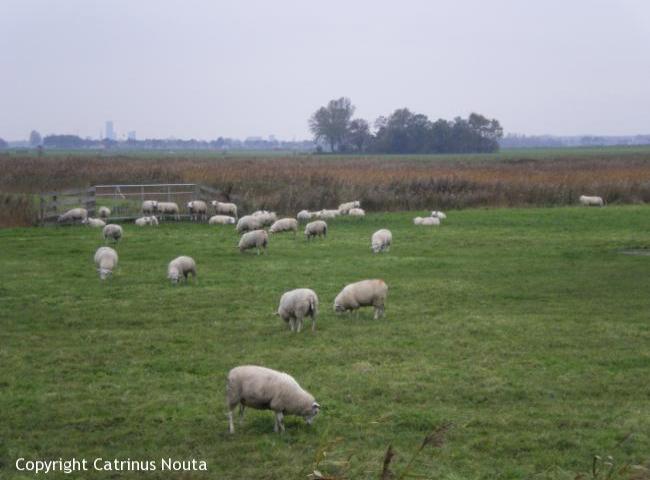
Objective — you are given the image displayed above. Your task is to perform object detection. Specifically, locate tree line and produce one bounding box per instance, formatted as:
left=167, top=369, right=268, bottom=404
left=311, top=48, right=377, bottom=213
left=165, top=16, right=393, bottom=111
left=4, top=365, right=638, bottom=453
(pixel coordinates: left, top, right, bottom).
left=309, top=97, right=503, bottom=154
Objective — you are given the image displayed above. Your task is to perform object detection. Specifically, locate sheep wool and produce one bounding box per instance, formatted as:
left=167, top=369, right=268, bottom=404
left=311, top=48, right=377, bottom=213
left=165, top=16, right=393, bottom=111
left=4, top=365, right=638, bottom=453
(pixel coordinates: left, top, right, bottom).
left=102, top=224, right=123, bottom=242
left=167, top=256, right=197, bottom=284
left=212, top=201, right=238, bottom=219
left=334, top=279, right=388, bottom=320
left=58, top=208, right=88, bottom=224
left=94, top=246, right=118, bottom=280
left=238, top=229, right=268, bottom=254
left=209, top=215, right=236, bottom=225
left=236, top=215, right=264, bottom=234
left=371, top=229, right=392, bottom=253
left=304, top=220, right=327, bottom=240
left=579, top=195, right=604, bottom=207
left=269, top=218, right=298, bottom=234
left=84, top=217, right=106, bottom=228
left=276, top=288, right=319, bottom=332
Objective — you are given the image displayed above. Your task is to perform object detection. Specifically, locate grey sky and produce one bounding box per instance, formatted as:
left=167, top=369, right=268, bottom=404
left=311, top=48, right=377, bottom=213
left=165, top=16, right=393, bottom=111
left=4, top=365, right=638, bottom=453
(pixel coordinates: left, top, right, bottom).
left=1, top=0, right=649, bottom=141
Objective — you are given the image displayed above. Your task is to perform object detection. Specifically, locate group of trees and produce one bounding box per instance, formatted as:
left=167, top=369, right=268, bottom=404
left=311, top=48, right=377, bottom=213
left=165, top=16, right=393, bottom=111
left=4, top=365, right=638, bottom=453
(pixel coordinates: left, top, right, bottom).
left=309, top=97, right=503, bottom=154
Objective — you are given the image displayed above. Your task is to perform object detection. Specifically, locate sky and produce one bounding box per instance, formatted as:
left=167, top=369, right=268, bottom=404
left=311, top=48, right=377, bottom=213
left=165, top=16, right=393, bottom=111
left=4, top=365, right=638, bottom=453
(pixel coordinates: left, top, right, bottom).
left=1, top=0, right=649, bottom=141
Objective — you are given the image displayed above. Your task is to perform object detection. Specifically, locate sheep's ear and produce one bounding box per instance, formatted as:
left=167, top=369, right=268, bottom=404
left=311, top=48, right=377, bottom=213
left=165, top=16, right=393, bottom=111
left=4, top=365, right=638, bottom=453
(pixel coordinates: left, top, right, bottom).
left=312, top=402, right=321, bottom=411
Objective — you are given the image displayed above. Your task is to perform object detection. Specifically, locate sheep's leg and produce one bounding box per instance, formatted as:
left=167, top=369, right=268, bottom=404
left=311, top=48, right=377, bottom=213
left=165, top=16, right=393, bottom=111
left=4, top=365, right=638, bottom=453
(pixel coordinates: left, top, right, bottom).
left=289, top=318, right=295, bottom=332
left=311, top=315, right=317, bottom=332
left=238, top=404, right=245, bottom=419
left=228, top=410, right=235, bottom=433
left=296, top=316, right=303, bottom=333
left=274, top=412, right=285, bottom=433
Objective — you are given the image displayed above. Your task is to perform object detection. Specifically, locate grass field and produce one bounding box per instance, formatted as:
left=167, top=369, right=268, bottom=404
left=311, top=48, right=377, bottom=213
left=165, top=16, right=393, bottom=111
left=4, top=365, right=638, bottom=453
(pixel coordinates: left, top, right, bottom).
left=2, top=207, right=650, bottom=479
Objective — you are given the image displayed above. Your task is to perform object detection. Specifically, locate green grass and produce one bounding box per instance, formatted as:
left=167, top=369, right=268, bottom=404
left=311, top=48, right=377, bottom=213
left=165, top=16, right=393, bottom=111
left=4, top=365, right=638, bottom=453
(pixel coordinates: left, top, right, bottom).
left=1, top=207, right=650, bottom=479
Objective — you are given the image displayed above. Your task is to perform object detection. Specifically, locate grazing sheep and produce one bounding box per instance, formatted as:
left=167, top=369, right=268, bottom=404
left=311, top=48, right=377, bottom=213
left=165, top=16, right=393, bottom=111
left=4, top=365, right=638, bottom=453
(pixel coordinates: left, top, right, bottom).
left=238, top=229, right=269, bottom=254
left=83, top=217, right=106, bottom=228
left=94, top=246, right=118, bottom=280
left=316, top=209, right=340, bottom=220
left=579, top=195, right=604, bottom=207
left=187, top=200, right=208, bottom=221
left=102, top=224, right=123, bottom=242
left=57, top=208, right=88, bottom=224
left=157, top=201, right=180, bottom=220
left=348, top=208, right=365, bottom=217
left=296, top=210, right=313, bottom=222
left=334, top=279, right=388, bottom=320
left=276, top=288, right=319, bottom=332
left=135, top=216, right=158, bottom=226
left=371, top=229, right=392, bottom=253
left=252, top=210, right=278, bottom=226
left=142, top=200, right=158, bottom=215
left=209, top=215, right=236, bottom=225
left=97, top=206, right=111, bottom=219
left=270, top=218, right=298, bottom=235
left=413, top=217, right=423, bottom=225
left=304, top=220, right=327, bottom=240
left=414, top=216, right=440, bottom=226
left=431, top=211, right=447, bottom=219
left=338, top=201, right=360, bottom=214
left=236, top=215, right=264, bottom=234
left=167, top=256, right=197, bottom=284
left=226, top=365, right=320, bottom=434
left=212, top=201, right=238, bottom=219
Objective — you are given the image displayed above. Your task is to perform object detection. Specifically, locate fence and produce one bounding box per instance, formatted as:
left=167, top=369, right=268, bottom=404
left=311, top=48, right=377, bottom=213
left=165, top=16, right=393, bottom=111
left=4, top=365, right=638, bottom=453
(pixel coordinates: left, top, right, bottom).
left=39, top=183, right=222, bottom=224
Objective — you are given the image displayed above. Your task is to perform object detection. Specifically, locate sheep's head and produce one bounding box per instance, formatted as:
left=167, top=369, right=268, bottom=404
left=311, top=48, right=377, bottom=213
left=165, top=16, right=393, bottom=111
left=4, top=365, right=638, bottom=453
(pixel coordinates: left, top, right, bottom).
left=304, top=402, right=320, bottom=425
left=168, top=267, right=180, bottom=284
left=333, top=297, right=346, bottom=313
left=211, top=200, right=218, bottom=206
left=98, top=268, right=112, bottom=280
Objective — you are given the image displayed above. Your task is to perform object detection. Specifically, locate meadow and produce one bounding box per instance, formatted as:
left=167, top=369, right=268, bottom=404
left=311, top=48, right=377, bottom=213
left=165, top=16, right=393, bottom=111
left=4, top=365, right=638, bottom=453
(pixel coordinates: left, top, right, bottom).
left=1, top=207, right=650, bottom=479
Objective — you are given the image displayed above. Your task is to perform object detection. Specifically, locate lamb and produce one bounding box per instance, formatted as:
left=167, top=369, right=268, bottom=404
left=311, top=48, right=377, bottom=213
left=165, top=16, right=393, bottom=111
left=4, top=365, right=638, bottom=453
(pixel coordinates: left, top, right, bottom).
left=236, top=215, right=264, bottom=234
left=296, top=210, right=313, bottom=222
left=348, top=207, right=365, bottom=217
left=83, top=217, right=106, bottom=228
left=209, top=215, right=236, bottom=225
left=97, top=206, right=111, bottom=219
left=94, top=246, right=118, bottom=280
left=102, top=224, right=123, bottom=242
left=226, top=365, right=320, bottom=433
left=167, top=256, right=197, bottom=284
left=334, top=279, right=388, bottom=320
left=187, top=200, right=208, bottom=221
left=135, top=216, right=158, bottom=226
left=57, top=208, right=88, bottom=224
left=157, top=201, right=180, bottom=220
left=238, top=229, right=268, bottom=254
left=338, top=200, right=360, bottom=214
left=276, top=288, right=319, bottom=332
left=371, top=229, right=392, bottom=253
left=304, top=220, right=327, bottom=240
left=414, top=216, right=440, bottom=226
left=579, top=195, right=604, bottom=207
left=431, top=211, right=447, bottom=219
left=211, top=201, right=238, bottom=219
left=269, top=218, right=298, bottom=235
left=142, top=200, right=158, bottom=215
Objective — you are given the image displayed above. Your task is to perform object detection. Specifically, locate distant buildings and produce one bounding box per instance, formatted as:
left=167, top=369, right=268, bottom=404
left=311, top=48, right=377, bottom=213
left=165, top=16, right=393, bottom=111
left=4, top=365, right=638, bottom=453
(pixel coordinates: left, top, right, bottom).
left=105, top=121, right=115, bottom=140
left=127, top=131, right=136, bottom=141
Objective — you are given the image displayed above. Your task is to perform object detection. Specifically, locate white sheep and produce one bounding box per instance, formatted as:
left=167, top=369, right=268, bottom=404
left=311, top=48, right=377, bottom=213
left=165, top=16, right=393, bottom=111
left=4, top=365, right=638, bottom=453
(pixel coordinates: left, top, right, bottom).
left=212, top=201, right=238, bottom=219
left=316, top=209, right=340, bottom=220
left=135, top=216, right=158, bottom=226
left=57, top=208, right=88, bottom=224
left=102, top=224, right=123, bottom=242
left=167, top=256, right=197, bottom=284
left=269, top=218, right=298, bottom=235
left=371, top=229, right=392, bottom=253
left=187, top=200, right=208, bottom=221
left=414, top=216, right=440, bottom=226
left=338, top=200, right=360, bottom=214
left=157, top=201, right=180, bottom=220
left=97, top=206, right=111, bottom=219
left=236, top=215, right=264, bottom=234
left=94, top=246, right=118, bottom=280
left=348, top=207, right=365, bottom=217
left=296, top=210, right=313, bottom=222
left=252, top=210, right=278, bottom=226
left=209, top=215, right=236, bottom=225
left=239, top=229, right=268, bottom=254
left=304, top=220, right=327, bottom=240
left=276, top=288, right=319, bottom=332
left=334, top=279, right=388, bottom=320
left=142, top=200, right=158, bottom=215
left=226, top=365, right=320, bottom=434
left=579, top=195, right=604, bottom=207
left=83, top=217, right=106, bottom=228
left=431, top=211, right=447, bottom=219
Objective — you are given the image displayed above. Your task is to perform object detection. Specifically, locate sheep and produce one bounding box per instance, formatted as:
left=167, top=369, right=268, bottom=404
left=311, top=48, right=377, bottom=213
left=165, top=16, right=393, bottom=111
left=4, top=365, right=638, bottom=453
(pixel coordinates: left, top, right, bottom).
left=97, top=206, right=111, bottom=219
left=269, top=218, right=298, bottom=235
left=83, top=217, right=105, bottom=228
left=296, top=210, right=313, bottom=222
left=142, top=200, right=158, bottom=215
left=431, top=211, right=447, bottom=219
left=252, top=210, right=278, bottom=226
left=102, top=224, right=123, bottom=242
left=212, top=201, right=238, bottom=219
left=57, top=208, right=88, bottom=224
left=135, top=216, right=158, bottom=226
left=187, top=200, right=208, bottom=221
left=334, top=279, right=388, bottom=320
left=236, top=215, right=264, bottom=234
left=304, top=220, right=327, bottom=240
left=371, top=229, right=392, bottom=253
left=338, top=200, right=360, bottom=214
left=315, top=209, right=340, bottom=220
left=579, top=195, right=604, bottom=207
left=414, top=216, right=440, bottom=226
left=167, top=256, right=197, bottom=284
left=157, top=201, right=180, bottom=220
left=209, top=215, right=236, bottom=225
left=348, top=207, right=365, bottom=217
left=276, top=288, right=319, bottom=332
left=238, top=229, right=268, bottom=254
left=94, top=246, right=118, bottom=280
left=226, top=365, right=320, bottom=434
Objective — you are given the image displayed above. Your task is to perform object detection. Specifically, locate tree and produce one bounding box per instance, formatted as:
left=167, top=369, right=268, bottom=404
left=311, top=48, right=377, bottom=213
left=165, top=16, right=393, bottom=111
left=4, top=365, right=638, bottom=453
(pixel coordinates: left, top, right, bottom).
left=308, top=97, right=355, bottom=152
left=29, top=130, right=42, bottom=147
left=346, top=118, right=372, bottom=152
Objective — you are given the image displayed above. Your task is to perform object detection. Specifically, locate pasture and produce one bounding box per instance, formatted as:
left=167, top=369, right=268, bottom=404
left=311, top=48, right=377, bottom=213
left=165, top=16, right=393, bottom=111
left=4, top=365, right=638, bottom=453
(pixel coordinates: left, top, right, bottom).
left=1, top=207, right=650, bottom=479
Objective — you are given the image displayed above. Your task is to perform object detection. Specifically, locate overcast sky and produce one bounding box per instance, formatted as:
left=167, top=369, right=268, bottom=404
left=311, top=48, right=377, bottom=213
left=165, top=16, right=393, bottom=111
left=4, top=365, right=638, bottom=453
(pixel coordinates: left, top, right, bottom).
left=1, top=0, right=649, bottom=141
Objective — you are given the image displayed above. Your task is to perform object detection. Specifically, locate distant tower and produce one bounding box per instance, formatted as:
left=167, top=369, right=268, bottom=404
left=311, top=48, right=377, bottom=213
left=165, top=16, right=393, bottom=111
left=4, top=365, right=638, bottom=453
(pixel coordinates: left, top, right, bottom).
left=105, top=121, right=115, bottom=140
